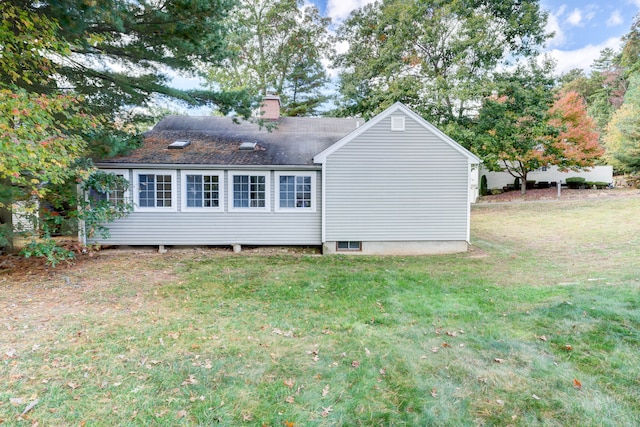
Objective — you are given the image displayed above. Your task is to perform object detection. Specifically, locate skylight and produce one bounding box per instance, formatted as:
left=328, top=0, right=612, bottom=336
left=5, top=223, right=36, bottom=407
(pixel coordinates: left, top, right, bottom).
left=168, top=140, right=191, bottom=149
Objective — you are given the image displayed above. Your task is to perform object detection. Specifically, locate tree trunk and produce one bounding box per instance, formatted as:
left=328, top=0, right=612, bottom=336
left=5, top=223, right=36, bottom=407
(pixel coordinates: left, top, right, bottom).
left=520, top=172, right=527, bottom=195
left=0, top=183, right=14, bottom=253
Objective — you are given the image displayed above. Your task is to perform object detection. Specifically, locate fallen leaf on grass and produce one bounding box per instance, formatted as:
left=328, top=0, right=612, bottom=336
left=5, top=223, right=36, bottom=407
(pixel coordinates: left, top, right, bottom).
left=494, top=358, right=504, bottom=363
left=441, top=342, right=452, bottom=348
left=285, top=396, right=295, bottom=404
left=10, top=397, right=24, bottom=406
left=573, top=378, right=582, bottom=389
left=67, top=382, right=81, bottom=390
left=181, top=375, right=198, bottom=386
left=563, top=344, right=573, bottom=351
left=176, top=409, right=187, bottom=419
left=430, top=388, right=437, bottom=398
left=321, top=406, right=333, bottom=417
left=431, top=347, right=440, bottom=353
left=322, top=385, right=330, bottom=397
left=283, top=421, right=295, bottom=427
left=532, top=394, right=541, bottom=400
left=283, top=378, right=294, bottom=389
left=351, top=360, right=360, bottom=368
left=538, top=335, right=547, bottom=342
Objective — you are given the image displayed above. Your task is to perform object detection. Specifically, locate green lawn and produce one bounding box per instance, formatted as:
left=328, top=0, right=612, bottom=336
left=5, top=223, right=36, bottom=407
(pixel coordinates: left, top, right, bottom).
left=1, top=196, right=639, bottom=426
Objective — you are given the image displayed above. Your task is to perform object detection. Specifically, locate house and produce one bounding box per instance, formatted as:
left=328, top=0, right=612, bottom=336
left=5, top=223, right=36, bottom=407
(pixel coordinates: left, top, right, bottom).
left=481, top=165, right=614, bottom=191
left=86, top=100, right=480, bottom=255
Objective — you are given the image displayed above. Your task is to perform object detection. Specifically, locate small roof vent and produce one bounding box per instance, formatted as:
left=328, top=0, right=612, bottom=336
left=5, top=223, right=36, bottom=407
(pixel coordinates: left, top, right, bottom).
left=168, top=139, right=191, bottom=149
left=239, top=141, right=257, bottom=151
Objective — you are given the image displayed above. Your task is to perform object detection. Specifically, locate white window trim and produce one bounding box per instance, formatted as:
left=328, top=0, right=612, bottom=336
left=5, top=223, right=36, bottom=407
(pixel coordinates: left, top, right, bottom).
left=274, top=172, right=316, bottom=213
left=97, top=169, right=131, bottom=203
left=228, top=171, right=270, bottom=212
left=180, top=170, right=224, bottom=212
left=133, top=170, right=178, bottom=212
left=391, top=116, right=405, bottom=131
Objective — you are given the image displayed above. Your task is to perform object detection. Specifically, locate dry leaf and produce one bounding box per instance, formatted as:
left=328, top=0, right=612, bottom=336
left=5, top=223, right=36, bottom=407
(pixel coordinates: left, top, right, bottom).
left=176, top=409, right=187, bottom=419
left=67, top=382, right=80, bottom=390
left=379, top=368, right=386, bottom=376
left=431, top=347, right=440, bottom=353
left=321, top=406, right=333, bottom=417
left=532, top=394, right=541, bottom=400
left=242, top=413, right=253, bottom=421
left=10, top=397, right=24, bottom=406
left=573, top=378, right=582, bottom=389
left=283, top=421, right=295, bottom=427
left=322, top=385, right=330, bottom=397
left=285, top=396, right=295, bottom=404
left=494, top=358, right=504, bottom=363
left=351, top=360, right=360, bottom=368
left=430, top=388, right=437, bottom=398
left=539, top=335, right=547, bottom=342
left=496, top=399, right=505, bottom=406
left=442, top=342, right=452, bottom=348
left=563, top=344, right=573, bottom=351
left=445, top=331, right=457, bottom=337
left=283, top=378, right=294, bottom=389
left=181, top=375, right=198, bottom=386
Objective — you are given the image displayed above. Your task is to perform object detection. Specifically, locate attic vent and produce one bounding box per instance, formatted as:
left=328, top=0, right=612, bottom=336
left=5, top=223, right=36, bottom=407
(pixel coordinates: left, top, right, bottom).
left=391, top=116, right=405, bottom=131
left=239, top=141, right=257, bottom=151
left=168, top=140, right=191, bottom=149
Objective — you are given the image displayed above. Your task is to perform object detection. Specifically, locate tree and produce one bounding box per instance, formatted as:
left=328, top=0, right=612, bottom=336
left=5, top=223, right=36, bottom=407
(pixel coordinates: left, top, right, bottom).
left=475, top=62, right=602, bottom=194
left=5, top=0, right=252, bottom=157
left=207, top=0, right=331, bottom=116
left=604, top=74, right=640, bottom=173
left=331, top=0, right=548, bottom=123
left=547, top=91, right=603, bottom=171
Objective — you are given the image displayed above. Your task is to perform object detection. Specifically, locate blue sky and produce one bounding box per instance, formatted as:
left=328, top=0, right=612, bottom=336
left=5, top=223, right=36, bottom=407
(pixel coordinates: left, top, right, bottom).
left=309, top=0, right=640, bottom=75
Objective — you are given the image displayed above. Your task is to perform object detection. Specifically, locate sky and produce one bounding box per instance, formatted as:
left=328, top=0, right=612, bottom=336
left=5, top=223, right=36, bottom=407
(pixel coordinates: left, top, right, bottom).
left=309, top=0, right=640, bottom=75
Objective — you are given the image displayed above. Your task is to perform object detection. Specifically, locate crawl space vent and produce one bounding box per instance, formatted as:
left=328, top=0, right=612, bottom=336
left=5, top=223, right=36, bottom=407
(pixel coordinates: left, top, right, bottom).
left=168, top=140, right=191, bottom=149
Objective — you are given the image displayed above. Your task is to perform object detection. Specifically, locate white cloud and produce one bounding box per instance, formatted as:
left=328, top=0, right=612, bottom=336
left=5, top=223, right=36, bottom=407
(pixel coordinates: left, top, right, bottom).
left=326, top=0, right=374, bottom=23
left=607, top=10, right=623, bottom=27
left=566, top=8, right=583, bottom=26
left=547, top=36, right=623, bottom=75
left=545, top=10, right=566, bottom=48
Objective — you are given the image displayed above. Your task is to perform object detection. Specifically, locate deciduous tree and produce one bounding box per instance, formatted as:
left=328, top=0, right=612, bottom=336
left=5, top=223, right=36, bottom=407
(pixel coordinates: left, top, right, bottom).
left=604, top=74, right=640, bottom=173
left=331, top=0, right=548, bottom=123
left=208, top=0, right=331, bottom=116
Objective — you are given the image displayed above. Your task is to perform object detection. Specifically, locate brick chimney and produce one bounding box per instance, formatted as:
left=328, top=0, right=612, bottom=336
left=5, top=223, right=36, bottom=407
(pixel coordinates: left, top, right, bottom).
left=260, top=95, right=281, bottom=120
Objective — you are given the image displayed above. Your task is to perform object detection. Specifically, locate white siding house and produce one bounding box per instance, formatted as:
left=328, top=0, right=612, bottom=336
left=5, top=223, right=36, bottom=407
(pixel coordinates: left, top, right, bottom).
left=88, top=101, right=480, bottom=255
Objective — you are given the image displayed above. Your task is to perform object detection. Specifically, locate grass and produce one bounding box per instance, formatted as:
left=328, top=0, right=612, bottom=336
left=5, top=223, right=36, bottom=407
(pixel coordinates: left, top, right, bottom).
left=1, top=196, right=639, bottom=426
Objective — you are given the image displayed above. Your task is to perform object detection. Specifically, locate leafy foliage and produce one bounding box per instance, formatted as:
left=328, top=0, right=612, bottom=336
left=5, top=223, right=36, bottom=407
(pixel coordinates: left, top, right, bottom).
left=331, top=0, right=548, bottom=122
left=208, top=0, right=331, bottom=116
left=604, top=74, right=640, bottom=173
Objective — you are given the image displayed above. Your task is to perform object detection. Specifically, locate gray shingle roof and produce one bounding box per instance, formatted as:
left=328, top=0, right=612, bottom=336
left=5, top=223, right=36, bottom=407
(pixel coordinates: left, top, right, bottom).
left=98, top=116, right=364, bottom=166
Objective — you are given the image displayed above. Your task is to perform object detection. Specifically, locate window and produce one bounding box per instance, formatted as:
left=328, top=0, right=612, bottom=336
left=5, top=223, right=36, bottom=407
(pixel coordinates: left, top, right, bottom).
left=134, top=170, right=177, bottom=211
left=181, top=171, right=223, bottom=211
left=337, top=241, right=362, bottom=251
left=391, top=116, right=405, bottom=131
left=229, top=172, right=270, bottom=211
left=276, top=173, right=315, bottom=211
left=89, top=169, right=129, bottom=206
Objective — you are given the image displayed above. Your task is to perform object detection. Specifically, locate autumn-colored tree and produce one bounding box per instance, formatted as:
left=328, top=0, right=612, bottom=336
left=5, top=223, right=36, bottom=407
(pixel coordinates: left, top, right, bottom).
left=476, top=65, right=603, bottom=194
left=547, top=91, right=604, bottom=171
left=604, top=74, right=640, bottom=173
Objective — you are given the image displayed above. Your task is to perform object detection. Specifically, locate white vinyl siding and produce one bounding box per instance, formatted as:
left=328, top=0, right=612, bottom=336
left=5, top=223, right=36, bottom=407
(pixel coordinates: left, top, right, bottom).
left=133, top=170, right=177, bottom=212
left=323, top=113, right=470, bottom=242
left=181, top=171, right=223, bottom=212
left=89, top=170, right=323, bottom=246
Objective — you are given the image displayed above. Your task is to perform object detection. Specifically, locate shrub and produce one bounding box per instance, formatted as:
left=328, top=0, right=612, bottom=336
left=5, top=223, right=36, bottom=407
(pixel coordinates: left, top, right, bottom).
left=526, top=180, right=536, bottom=189
left=514, top=177, right=521, bottom=190
left=585, top=181, right=609, bottom=189
left=566, top=177, right=586, bottom=189
left=480, top=175, right=488, bottom=196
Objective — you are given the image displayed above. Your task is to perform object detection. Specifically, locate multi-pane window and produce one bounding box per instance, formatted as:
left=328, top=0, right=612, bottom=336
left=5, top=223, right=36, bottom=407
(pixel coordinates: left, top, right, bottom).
left=233, top=175, right=266, bottom=208
left=279, top=175, right=312, bottom=208
left=186, top=174, right=219, bottom=208
left=90, top=172, right=128, bottom=205
left=135, top=172, right=175, bottom=210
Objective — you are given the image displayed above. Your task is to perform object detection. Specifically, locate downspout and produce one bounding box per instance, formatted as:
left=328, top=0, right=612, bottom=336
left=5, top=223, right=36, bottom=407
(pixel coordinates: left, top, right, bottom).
left=77, top=183, right=87, bottom=246
left=320, top=162, right=326, bottom=245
